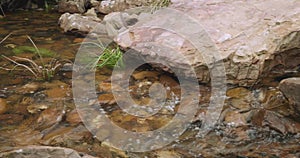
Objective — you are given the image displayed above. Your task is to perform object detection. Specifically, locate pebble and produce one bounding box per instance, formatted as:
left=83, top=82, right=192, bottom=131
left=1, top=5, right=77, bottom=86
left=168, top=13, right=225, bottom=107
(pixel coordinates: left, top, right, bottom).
left=0, top=98, right=8, bottom=114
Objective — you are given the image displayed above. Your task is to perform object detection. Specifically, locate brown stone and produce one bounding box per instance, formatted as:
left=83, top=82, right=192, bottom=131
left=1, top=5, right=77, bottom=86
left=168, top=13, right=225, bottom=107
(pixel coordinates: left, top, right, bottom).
left=0, top=98, right=7, bottom=114
left=66, top=109, right=82, bottom=125
left=279, top=77, right=300, bottom=112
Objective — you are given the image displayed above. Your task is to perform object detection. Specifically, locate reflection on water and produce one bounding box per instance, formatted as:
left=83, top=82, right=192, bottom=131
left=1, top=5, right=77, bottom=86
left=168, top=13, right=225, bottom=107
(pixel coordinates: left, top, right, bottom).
left=0, top=11, right=300, bottom=157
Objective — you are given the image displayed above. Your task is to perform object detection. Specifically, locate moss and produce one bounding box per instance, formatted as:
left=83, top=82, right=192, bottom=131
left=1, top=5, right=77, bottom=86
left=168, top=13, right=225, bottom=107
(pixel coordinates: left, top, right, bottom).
left=12, top=46, right=55, bottom=57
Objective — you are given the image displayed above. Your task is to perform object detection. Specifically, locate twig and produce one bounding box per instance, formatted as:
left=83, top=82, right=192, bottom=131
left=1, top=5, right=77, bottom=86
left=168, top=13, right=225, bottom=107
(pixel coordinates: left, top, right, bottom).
left=0, top=33, right=12, bottom=44
left=0, top=5, right=5, bottom=17
left=13, top=56, right=41, bottom=73
left=1, top=55, right=38, bottom=78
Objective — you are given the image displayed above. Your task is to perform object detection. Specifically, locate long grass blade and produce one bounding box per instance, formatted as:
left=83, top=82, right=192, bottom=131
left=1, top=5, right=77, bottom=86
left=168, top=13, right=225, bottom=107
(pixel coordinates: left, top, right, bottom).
left=26, top=35, right=45, bottom=66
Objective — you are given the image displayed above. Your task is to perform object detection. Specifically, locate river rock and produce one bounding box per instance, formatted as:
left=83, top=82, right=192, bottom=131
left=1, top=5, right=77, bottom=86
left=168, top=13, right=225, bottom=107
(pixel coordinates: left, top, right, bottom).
left=0, top=98, right=7, bottom=114
left=58, top=0, right=87, bottom=13
left=97, top=0, right=154, bottom=14
left=58, top=13, right=105, bottom=35
left=115, top=0, right=300, bottom=86
left=0, top=145, right=97, bottom=158
left=279, top=77, right=300, bottom=112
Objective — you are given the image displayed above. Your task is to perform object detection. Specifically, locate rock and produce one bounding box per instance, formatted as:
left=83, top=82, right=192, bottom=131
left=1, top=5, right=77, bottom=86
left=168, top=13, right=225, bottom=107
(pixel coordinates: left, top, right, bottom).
left=156, top=150, right=181, bottom=158
left=279, top=77, right=300, bottom=112
left=98, top=82, right=112, bottom=93
left=98, top=93, right=116, bottom=105
left=0, top=98, right=7, bottom=114
left=251, top=109, right=300, bottom=134
left=97, top=0, right=154, bottom=14
left=61, top=63, right=74, bottom=72
left=58, top=13, right=105, bottom=34
left=84, top=8, right=97, bottom=17
left=132, top=71, right=160, bottom=80
left=223, top=110, right=250, bottom=127
left=27, top=103, right=49, bottom=114
left=35, top=105, right=65, bottom=130
left=17, top=82, right=40, bottom=94
left=115, top=0, right=300, bottom=86
left=0, top=114, right=24, bottom=125
left=58, top=0, right=86, bottom=13
left=0, top=145, right=97, bottom=158
left=226, top=87, right=253, bottom=111
left=66, top=109, right=82, bottom=125
left=41, top=125, right=92, bottom=146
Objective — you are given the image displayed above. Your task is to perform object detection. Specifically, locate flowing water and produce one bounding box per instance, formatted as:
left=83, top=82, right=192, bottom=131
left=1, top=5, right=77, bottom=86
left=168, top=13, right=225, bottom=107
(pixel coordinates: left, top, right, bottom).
left=0, top=10, right=300, bottom=157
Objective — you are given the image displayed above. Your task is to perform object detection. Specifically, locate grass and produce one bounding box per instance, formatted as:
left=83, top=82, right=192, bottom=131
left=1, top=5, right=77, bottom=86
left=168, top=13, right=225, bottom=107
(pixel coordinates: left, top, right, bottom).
left=81, top=41, right=124, bottom=70
left=151, top=0, right=172, bottom=12
left=0, top=33, right=68, bottom=81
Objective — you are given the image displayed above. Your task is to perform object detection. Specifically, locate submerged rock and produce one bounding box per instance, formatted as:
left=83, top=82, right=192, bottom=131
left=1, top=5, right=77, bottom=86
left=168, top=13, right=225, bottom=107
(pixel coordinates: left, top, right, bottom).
left=0, top=98, right=7, bottom=114
left=279, top=77, right=300, bottom=112
left=0, top=145, right=96, bottom=158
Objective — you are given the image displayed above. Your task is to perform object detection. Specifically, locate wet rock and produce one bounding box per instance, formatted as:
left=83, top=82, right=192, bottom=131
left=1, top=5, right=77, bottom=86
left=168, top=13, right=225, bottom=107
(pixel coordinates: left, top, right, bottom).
left=132, top=71, right=160, bottom=80
left=35, top=105, right=65, bottom=131
left=84, top=8, right=97, bottom=17
left=58, top=0, right=86, bottom=13
left=116, top=0, right=300, bottom=86
left=41, top=125, right=92, bottom=146
left=0, top=114, right=24, bottom=125
left=98, top=93, right=116, bottom=105
left=66, top=109, right=82, bottom=125
left=27, top=103, right=49, bottom=114
left=223, top=110, right=250, bottom=127
left=58, top=13, right=105, bottom=34
left=251, top=109, right=300, bottom=134
left=279, top=77, right=300, bottom=112
left=226, top=87, right=253, bottom=111
left=42, top=80, right=71, bottom=99
left=97, top=0, right=153, bottom=14
left=264, top=111, right=300, bottom=134
left=0, top=98, right=7, bottom=114
left=0, top=145, right=97, bottom=158
left=17, top=82, right=40, bottom=94
left=61, top=63, right=73, bottom=72
left=98, top=82, right=111, bottom=93
left=156, top=150, right=181, bottom=158
left=260, top=88, right=295, bottom=117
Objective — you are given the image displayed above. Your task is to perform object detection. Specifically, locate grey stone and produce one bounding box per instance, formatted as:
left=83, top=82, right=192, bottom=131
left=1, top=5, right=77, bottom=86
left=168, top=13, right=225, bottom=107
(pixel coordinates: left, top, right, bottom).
left=115, top=0, right=300, bottom=86
left=58, top=13, right=106, bottom=35
left=58, top=0, right=87, bottom=13
left=97, top=0, right=155, bottom=14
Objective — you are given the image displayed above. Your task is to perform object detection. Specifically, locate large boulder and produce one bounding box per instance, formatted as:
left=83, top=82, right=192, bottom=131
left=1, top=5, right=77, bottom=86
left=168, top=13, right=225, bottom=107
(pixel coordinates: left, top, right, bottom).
left=115, top=0, right=300, bottom=86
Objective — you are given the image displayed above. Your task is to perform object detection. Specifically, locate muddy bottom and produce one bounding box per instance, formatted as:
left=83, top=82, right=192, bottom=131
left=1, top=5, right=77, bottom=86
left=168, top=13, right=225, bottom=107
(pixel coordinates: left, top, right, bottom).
left=0, top=11, right=300, bottom=158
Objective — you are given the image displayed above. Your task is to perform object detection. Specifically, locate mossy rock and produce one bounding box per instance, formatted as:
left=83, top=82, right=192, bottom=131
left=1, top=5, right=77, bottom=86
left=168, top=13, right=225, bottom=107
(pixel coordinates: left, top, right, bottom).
left=12, top=46, right=55, bottom=57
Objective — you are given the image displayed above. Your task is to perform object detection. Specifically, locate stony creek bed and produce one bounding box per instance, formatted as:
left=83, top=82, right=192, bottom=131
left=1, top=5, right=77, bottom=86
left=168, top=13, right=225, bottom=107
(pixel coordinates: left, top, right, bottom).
left=1, top=1, right=300, bottom=158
